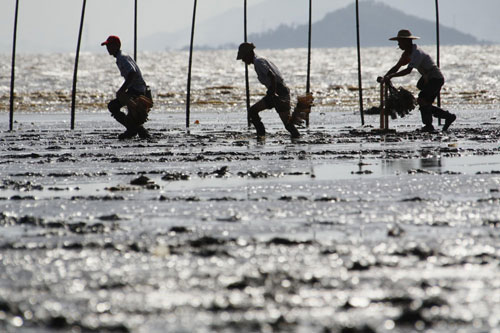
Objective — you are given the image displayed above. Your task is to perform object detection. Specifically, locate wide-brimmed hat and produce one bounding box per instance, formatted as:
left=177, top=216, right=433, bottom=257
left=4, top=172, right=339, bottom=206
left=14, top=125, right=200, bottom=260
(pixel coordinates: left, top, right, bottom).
left=389, top=29, right=420, bottom=41
left=101, top=35, right=121, bottom=47
left=236, top=42, right=255, bottom=60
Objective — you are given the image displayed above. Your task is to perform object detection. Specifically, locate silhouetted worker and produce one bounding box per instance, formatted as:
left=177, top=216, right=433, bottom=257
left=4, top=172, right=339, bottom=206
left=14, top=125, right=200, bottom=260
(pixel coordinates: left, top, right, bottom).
left=101, top=35, right=152, bottom=139
left=237, top=42, right=300, bottom=139
left=383, top=29, right=456, bottom=132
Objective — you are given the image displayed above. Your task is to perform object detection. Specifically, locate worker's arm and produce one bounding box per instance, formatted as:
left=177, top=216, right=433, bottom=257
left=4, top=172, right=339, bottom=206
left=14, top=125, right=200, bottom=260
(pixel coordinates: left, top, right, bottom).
left=386, top=66, right=413, bottom=81
left=384, top=51, right=411, bottom=81
left=117, top=71, right=137, bottom=97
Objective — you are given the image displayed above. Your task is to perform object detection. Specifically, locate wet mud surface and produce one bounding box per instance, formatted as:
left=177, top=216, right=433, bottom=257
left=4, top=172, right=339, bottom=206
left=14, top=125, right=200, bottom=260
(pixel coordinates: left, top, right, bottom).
left=1, top=111, right=500, bottom=332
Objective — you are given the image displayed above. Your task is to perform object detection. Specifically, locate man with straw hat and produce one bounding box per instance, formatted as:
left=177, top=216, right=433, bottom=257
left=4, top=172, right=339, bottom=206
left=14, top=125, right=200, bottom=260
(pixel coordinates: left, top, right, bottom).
left=383, top=29, right=456, bottom=132
left=237, top=42, right=300, bottom=139
left=101, top=35, right=152, bottom=140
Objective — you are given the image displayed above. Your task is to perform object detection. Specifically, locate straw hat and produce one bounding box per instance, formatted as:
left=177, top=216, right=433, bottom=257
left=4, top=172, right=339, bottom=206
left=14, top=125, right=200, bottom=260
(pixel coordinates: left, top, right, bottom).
left=389, top=29, right=420, bottom=41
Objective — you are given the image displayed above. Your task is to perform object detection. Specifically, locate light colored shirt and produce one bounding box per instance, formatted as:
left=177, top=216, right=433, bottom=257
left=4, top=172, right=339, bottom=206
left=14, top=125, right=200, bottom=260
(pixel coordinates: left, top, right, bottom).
left=408, top=44, right=443, bottom=80
left=253, top=55, right=285, bottom=90
left=116, top=50, right=146, bottom=93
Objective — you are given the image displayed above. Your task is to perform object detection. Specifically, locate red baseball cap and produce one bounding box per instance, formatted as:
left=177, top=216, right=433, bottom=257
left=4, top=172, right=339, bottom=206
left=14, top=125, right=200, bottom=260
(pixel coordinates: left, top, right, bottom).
left=101, top=35, right=121, bottom=47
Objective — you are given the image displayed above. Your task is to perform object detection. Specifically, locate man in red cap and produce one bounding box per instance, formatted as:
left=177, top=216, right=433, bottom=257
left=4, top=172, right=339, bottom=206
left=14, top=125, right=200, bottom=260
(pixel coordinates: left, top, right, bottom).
left=237, top=42, right=300, bottom=139
left=101, top=35, right=152, bottom=139
left=383, top=29, right=456, bottom=132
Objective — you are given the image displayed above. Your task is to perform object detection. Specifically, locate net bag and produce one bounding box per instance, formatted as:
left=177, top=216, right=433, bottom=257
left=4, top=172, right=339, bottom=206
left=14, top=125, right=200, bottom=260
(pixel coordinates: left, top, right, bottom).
left=127, top=95, right=153, bottom=125
left=291, top=93, right=314, bottom=125
left=385, top=84, right=416, bottom=119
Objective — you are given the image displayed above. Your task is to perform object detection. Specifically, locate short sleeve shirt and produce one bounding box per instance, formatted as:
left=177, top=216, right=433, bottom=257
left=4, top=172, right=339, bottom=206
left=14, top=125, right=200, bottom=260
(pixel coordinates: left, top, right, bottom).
left=407, top=45, right=443, bottom=80
left=116, top=50, right=146, bottom=93
left=253, top=55, right=285, bottom=90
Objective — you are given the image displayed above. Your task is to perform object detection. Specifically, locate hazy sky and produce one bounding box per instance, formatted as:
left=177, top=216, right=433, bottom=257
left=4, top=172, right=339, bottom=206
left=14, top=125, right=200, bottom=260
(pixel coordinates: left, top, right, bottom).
left=1, top=0, right=498, bottom=53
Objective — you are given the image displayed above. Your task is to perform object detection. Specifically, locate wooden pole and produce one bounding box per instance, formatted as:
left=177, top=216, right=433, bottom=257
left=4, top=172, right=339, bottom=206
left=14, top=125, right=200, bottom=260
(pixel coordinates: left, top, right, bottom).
left=435, top=0, right=442, bottom=125
left=355, top=0, right=365, bottom=126
left=70, top=0, right=87, bottom=130
left=306, top=0, right=312, bottom=94
left=9, top=0, right=20, bottom=131
left=134, top=0, right=137, bottom=61
left=379, top=81, right=384, bottom=129
left=384, top=83, right=389, bottom=129
left=305, top=0, right=313, bottom=128
left=244, top=0, right=251, bottom=128
left=186, top=0, right=197, bottom=129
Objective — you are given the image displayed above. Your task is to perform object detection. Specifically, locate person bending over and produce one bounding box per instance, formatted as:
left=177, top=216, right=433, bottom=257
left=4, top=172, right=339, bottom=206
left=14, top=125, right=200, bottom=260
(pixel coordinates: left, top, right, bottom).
left=237, top=42, right=300, bottom=139
left=383, top=29, right=456, bottom=132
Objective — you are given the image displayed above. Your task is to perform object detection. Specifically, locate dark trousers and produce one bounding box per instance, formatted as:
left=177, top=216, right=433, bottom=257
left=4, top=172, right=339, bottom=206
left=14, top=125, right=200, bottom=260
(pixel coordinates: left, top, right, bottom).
left=417, top=78, right=453, bottom=126
left=249, top=83, right=299, bottom=137
left=107, top=90, right=144, bottom=131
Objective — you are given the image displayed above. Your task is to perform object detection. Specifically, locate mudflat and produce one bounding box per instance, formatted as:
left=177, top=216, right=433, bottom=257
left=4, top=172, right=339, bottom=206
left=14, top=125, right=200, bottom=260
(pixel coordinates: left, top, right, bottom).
left=1, top=110, right=499, bottom=332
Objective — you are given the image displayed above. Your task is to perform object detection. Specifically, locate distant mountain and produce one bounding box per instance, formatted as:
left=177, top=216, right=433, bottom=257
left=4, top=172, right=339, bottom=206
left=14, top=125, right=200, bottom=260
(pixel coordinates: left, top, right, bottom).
left=249, top=1, right=483, bottom=49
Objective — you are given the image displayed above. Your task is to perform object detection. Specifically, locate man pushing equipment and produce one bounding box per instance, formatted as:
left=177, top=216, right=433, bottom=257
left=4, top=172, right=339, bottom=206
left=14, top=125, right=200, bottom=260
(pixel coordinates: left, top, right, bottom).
left=383, top=29, right=456, bottom=132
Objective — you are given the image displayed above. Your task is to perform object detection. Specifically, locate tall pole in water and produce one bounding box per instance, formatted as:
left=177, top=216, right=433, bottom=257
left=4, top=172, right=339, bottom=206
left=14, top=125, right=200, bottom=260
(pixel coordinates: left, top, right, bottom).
left=9, top=0, right=20, bottom=131
left=355, top=0, right=365, bottom=126
left=306, top=0, right=312, bottom=95
left=186, top=0, right=197, bottom=129
left=244, top=0, right=251, bottom=128
left=71, top=0, right=87, bottom=130
left=134, top=0, right=137, bottom=61
left=435, top=0, right=442, bottom=125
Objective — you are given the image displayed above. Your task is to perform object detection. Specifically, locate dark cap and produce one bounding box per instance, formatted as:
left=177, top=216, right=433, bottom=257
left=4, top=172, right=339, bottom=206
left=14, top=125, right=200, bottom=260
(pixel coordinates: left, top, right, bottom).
left=101, top=35, right=121, bottom=47
left=236, top=42, right=255, bottom=60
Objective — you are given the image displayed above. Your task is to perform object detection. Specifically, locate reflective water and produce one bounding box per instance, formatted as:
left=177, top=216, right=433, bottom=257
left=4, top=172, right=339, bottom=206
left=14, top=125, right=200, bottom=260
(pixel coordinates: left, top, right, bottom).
left=0, top=46, right=500, bottom=332
left=0, top=109, right=499, bottom=332
left=2, top=45, right=500, bottom=113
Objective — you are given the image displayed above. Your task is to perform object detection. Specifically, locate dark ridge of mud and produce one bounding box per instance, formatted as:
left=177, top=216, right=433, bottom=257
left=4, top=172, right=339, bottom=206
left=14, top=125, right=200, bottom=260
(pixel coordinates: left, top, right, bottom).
left=1, top=179, right=44, bottom=191
left=70, top=195, right=125, bottom=201
left=9, top=195, right=36, bottom=200
left=158, top=195, right=201, bottom=201
left=161, top=172, right=190, bottom=181
left=0, top=213, right=117, bottom=234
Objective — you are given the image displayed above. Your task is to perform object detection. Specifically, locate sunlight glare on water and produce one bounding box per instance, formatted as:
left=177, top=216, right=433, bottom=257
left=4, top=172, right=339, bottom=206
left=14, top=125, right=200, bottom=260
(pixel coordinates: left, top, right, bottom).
left=2, top=45, right=500, bottom=113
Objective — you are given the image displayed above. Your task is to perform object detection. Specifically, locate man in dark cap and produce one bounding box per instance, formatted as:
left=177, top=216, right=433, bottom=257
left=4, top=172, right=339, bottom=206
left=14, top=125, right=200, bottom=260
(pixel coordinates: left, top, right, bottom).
left=101, top=35, right=152, bottom=139
left=383, top=29, right=456, bottom=132
left=237, top=42, right=300, bottom=139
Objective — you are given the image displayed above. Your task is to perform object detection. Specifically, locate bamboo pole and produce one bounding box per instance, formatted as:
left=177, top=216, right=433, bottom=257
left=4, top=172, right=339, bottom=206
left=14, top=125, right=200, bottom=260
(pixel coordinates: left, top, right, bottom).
left=435, top=0, right=442, bottom=125
left=379, top=81, right=384, bottom=129
left=70, top=0, right=87, bottom=130
left=244, top=0, right=250, bottom=128
left=186, top=0, right=197, bottom=129
left=384, top=83, right=389, bottom=129
left=134, top=0, right=137, bottom=61
left=355, top=0, right=365, bottom=126
left=306, top=0, right=312, bottom=94
left=9, top=0, right=20, bottom=131
left=305, top=0, right=313, bottom=127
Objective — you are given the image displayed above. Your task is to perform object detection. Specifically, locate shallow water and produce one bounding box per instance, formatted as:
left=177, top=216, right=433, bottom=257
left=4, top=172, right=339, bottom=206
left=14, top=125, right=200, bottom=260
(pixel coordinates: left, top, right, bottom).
left=2, top=45, right=500, bottom=114
left=0, top=108, right=499, bottom=332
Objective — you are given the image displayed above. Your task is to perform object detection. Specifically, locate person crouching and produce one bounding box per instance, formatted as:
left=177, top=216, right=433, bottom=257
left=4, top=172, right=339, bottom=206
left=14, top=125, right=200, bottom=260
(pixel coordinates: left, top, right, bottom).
left=101, top=35, right=151, bottom=140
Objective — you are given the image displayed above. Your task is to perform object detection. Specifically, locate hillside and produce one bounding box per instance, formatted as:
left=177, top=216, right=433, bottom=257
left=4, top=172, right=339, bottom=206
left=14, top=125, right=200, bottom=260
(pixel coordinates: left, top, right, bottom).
left=248, top=1, right=482, bottom=49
